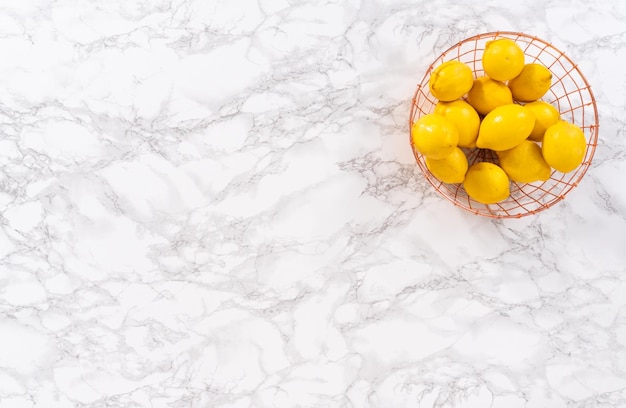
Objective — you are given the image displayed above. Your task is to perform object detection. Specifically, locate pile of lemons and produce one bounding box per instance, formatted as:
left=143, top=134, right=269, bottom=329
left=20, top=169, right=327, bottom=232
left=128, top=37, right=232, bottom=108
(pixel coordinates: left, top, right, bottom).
left=411, top=38, right=587, bottom=204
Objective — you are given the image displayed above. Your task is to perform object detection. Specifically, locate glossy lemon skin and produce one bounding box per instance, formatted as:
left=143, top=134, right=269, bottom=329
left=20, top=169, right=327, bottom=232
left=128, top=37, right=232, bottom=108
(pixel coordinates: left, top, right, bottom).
left=497, top=140, right=552, bottom=183
left=476, top=104, right=535, bottom=151
left=434, top=100, right=480, bottom=148
left=463, top=162, right=511, bottom=204
left=425, top=147, right=469, bottom=184
left=542, top=121, right=586, bottom=173
left=411, top=114, right=459, bottom=160
left=467, top=76, right=513, bottom=116
left=525, top=101, right=560, bottom=142
left=482, top=38, right=525, bottom=81
left=428, top=61, right=474, bottom=102
left=508, top=63, right=553, bottom=102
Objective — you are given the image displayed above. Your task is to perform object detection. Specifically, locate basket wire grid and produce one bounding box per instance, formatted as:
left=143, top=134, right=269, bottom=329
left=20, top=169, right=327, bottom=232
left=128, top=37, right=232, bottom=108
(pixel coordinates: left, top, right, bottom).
left=409, top=31, right=599, bottom=218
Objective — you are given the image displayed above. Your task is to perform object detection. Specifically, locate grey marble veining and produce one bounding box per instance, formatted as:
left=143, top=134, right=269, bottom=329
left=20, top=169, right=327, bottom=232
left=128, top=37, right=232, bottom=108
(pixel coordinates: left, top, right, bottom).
left=1, top=0, right=626, bottom=407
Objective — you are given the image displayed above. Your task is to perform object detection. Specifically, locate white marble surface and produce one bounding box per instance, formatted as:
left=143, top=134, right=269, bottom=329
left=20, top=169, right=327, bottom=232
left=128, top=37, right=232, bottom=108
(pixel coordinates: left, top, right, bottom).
left=1, top=0, right=626, bottom=407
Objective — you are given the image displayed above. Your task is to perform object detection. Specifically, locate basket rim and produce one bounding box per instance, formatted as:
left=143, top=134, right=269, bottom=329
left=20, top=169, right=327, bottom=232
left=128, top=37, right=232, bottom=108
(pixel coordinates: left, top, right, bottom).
left=409, top=31, right=599, bottom=219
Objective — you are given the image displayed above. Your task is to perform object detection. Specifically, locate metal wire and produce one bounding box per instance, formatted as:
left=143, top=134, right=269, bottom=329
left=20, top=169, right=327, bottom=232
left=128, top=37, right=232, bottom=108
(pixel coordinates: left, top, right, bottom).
left=409, top=31, right=599, bottom=219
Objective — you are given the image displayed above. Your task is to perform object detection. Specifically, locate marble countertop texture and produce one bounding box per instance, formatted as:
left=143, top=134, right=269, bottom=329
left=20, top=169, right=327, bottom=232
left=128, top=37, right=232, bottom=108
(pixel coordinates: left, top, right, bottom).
left=1, top=0, right=626, bottom=407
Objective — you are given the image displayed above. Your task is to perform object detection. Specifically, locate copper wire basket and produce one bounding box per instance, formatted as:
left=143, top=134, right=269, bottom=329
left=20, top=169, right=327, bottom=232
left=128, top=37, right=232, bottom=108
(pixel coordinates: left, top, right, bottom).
left=409, top=31, right=599, bottom=218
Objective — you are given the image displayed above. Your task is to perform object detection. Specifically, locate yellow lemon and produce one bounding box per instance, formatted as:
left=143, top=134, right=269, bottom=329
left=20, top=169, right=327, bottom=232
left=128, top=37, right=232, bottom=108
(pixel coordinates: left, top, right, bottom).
left=476, top=104, right=535, bottom=151
left=466, top=76, right=514, bottom=115
left=411, top=114, right=459, bottom=159
left=425, top=147, right=468, bottom=184
left=482, top=38, right=525, bottom=81
left=508, top=63, right=553, bottom=102
left=463, top=162, right=510, bottom=204
left=524, top=101, right=561, bottom=142
left=428, top=60, right=474, bottom=101
left=434, top=100, right=480, bottom=148
left=542, top=121, right=586, bottom=173
left=497, top=140, right=552, bottom=183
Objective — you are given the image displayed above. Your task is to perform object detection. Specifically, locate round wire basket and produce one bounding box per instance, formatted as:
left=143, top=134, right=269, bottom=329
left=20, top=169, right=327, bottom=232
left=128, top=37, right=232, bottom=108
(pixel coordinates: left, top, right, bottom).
left=409, top=31, right=599, bottom=218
